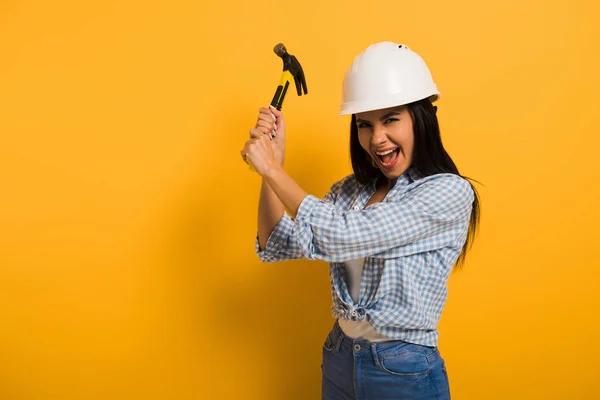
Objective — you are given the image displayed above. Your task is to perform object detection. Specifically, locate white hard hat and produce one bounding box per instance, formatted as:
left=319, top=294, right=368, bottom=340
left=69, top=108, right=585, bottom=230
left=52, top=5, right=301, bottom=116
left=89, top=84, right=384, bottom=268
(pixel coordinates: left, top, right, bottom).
left=339, top=42, right=440, bottom=116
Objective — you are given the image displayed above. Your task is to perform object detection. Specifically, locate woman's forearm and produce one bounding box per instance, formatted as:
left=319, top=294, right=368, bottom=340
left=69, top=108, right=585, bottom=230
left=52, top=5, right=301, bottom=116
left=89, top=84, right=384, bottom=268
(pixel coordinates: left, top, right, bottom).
left=262, top=165, right=307, bottom=219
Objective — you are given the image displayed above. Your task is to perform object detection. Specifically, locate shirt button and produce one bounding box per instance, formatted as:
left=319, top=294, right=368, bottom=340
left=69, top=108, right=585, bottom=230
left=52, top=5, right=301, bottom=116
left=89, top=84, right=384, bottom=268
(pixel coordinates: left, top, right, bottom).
left=353, top=344, right=361, bottom=352
left=353, top=206, right=360, bottom=210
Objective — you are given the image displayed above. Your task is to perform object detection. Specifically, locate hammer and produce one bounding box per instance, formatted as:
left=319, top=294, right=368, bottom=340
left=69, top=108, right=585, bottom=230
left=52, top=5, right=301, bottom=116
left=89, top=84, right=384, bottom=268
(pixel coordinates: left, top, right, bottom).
left=270, top=43, right=308, bottom=110
left=247, top=43, right=307, bottom=172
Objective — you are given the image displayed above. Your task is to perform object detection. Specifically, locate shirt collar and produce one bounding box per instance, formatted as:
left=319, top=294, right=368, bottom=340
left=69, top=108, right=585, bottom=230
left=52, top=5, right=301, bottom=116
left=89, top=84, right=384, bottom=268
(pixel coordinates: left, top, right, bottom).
left=372, top=166, right=422, bottom=190
left=407, top=167, right=423, bottom=182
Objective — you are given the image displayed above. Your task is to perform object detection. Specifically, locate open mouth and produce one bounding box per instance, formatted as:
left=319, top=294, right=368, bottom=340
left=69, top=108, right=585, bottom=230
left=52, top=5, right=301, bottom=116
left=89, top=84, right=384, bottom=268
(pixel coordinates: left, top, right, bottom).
left=375, top=147, right=401, bottom=168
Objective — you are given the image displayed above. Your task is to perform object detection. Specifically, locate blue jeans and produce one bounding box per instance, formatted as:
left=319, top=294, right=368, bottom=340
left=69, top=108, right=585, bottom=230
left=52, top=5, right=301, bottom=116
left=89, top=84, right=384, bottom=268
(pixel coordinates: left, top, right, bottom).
left=321, top=321, right=451, bottom=399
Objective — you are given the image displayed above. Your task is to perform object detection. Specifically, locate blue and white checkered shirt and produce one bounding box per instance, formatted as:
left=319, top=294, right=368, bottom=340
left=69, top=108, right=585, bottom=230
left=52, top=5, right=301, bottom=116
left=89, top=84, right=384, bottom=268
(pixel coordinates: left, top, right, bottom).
left=255, top=168, right=474, bottom=346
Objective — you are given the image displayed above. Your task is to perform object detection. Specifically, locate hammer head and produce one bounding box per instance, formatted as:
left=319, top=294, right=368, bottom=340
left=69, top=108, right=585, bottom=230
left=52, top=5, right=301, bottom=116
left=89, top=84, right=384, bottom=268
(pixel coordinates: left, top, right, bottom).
left=273, top=43, right=307, bottom=96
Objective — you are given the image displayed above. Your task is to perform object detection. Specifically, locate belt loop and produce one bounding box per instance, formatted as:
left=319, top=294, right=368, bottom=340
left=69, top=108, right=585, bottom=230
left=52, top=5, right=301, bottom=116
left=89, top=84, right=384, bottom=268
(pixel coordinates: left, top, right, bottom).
left=334, top=333, right=343, bottom=353
left=370, top=343, right=382, bottom=368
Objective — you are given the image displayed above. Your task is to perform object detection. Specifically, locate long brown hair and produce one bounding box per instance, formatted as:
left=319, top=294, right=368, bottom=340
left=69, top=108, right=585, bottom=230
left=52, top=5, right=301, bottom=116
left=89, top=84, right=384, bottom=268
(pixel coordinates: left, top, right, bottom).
left=349, top=99, right=481, bottom=269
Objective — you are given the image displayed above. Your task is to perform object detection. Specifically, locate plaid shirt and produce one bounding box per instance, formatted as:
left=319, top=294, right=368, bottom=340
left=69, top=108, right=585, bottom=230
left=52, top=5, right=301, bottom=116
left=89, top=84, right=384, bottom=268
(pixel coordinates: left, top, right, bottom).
left=255, top=168, right=474, bottom=346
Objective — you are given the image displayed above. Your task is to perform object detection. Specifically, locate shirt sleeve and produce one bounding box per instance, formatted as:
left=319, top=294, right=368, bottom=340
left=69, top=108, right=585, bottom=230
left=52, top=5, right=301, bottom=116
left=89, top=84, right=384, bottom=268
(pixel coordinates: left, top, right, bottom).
left=293, top=174, right=474, bottom=262
left=255, top=176, right=349, bottom=263
left=255, top=212, right=303, bottom=263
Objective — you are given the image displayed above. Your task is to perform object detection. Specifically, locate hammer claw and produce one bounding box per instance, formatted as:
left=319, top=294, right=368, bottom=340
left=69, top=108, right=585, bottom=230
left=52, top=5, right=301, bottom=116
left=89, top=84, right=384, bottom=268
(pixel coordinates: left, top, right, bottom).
left=294, top=74, right=302, bottom=97
left=299, top=65, right=308, bottom=95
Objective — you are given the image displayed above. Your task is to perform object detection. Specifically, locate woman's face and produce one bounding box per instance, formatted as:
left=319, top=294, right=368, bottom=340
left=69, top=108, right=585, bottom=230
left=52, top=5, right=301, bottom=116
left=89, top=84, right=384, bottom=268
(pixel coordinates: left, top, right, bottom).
left=355, top=105, right=414, bottom=181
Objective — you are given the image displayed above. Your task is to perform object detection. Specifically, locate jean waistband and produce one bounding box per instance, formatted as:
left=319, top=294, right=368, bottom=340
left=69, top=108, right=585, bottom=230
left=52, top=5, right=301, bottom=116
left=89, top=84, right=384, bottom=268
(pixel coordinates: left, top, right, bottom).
left=329, top=320, right=438, bottom=360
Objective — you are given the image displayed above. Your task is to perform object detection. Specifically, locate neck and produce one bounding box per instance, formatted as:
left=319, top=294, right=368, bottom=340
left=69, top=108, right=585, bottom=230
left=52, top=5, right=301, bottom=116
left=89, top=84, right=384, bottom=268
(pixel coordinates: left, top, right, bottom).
left=387, top=178, right=397, bottom=190
left=376, top=177, right=397, bottom=191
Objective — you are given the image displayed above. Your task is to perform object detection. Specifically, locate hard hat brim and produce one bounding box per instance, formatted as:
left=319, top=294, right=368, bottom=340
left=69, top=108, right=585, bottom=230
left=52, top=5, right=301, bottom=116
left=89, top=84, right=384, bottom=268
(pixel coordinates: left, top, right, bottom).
left=339, top=93, right=439, bottom=116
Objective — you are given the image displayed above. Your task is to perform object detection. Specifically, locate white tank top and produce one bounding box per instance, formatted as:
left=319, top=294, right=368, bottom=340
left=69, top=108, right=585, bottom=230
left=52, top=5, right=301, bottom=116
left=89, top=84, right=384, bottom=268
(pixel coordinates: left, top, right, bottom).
left=338, top=258, right=391, bottom=342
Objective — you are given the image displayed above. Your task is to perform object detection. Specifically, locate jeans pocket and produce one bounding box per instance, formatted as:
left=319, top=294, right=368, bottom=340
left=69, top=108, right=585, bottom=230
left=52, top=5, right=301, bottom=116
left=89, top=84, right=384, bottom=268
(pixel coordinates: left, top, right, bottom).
left=378, top=346, right=431, bottom=378
left=323, top=329, right=337, bottom=352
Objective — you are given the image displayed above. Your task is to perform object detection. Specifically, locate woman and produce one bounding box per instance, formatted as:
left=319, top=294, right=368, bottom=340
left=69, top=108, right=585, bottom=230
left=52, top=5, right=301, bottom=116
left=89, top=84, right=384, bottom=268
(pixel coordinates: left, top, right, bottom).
left=241, top=42, right=480, bottom=400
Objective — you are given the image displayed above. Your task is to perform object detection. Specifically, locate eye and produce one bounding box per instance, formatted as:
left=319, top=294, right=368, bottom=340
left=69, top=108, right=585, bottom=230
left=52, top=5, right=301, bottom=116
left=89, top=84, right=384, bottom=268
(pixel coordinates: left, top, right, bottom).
left=384, top=118, right=398, bottom=124
left=357, top=122, right=371, bottom=129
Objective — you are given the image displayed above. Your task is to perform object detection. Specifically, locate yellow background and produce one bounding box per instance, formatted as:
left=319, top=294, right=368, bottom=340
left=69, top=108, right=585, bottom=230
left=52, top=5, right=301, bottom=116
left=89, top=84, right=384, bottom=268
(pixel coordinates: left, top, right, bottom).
left=1, top=0, right=599, bottom=398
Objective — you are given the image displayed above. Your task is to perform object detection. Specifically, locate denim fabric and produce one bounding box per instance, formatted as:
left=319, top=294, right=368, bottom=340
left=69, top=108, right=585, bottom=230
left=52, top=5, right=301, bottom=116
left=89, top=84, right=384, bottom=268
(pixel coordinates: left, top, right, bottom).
left=321, top=321, right=450, bottom=399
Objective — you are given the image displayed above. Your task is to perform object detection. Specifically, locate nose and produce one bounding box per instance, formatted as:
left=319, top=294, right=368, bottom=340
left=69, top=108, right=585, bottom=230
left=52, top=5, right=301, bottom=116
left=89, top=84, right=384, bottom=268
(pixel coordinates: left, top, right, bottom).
left=371, top=124, right=388, bottom=146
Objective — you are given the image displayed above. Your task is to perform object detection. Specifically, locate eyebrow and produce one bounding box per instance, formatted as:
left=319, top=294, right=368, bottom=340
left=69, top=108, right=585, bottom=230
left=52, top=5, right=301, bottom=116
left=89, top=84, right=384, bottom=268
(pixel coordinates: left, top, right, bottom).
left=355, top=111, right=401, bottom=124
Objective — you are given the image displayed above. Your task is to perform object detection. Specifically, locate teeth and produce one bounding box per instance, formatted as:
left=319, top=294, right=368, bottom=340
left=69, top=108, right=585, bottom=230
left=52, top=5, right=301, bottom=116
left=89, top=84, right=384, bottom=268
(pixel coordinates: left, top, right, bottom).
left=375, top=148, right=397, bottom=156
